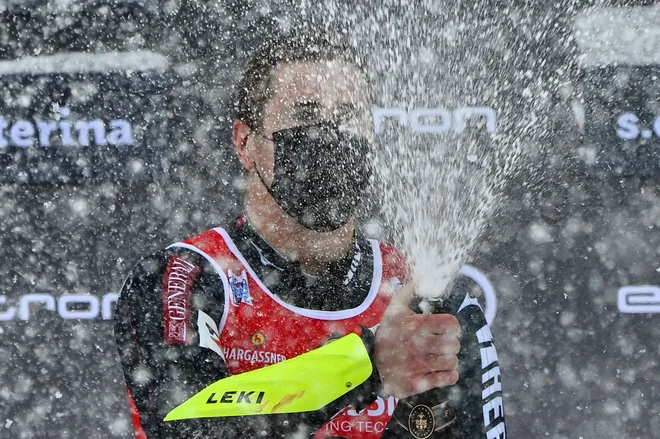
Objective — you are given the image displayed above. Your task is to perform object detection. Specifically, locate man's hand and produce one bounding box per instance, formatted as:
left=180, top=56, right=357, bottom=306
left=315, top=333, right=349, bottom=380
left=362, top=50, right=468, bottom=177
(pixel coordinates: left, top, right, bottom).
left=374, top=283, right=461, bottom=399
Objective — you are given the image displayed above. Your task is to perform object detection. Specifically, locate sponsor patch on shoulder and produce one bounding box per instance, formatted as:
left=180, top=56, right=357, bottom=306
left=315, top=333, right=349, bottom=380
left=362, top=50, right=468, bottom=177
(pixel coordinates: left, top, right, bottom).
left=162, top=256, right=201, bottom=344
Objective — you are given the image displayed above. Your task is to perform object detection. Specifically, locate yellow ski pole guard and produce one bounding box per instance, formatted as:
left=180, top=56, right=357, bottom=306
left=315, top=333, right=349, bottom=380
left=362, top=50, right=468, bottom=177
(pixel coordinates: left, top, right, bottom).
left=164, top=333, right=373, bottom=421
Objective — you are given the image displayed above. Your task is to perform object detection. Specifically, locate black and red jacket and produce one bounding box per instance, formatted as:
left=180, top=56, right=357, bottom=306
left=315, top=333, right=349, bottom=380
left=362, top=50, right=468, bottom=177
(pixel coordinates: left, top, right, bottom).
left=114, top=219, right=506, bottom=438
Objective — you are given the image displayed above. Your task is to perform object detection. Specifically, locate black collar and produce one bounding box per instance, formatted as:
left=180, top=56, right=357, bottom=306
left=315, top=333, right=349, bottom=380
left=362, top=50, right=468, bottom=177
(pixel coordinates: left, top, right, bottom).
left=226, top=217, right=374, bottom=311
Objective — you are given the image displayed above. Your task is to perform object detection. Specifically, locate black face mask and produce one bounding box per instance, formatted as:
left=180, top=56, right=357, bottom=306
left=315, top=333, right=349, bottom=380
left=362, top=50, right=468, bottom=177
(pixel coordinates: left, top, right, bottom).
left=255, top=121, right=373, bottom=232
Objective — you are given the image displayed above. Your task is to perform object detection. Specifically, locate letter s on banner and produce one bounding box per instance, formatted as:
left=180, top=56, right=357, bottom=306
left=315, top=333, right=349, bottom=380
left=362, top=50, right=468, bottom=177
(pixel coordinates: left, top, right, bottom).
left=618, top=285, right=660, bottom=314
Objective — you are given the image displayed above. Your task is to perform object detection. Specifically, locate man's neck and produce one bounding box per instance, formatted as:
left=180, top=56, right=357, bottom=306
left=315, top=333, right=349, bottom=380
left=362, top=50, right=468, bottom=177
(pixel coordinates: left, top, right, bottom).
left=243, top=185, right=355, bottom=276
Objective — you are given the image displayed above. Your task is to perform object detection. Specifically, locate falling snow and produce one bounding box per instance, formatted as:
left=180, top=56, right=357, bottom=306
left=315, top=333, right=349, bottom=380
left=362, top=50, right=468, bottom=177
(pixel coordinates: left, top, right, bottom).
left=1, top=1, right=660, bottom=438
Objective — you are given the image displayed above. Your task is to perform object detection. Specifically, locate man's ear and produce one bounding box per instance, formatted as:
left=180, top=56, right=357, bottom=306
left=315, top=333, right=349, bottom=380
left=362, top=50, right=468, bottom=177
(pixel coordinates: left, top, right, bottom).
left=233, top=119, right=254, bottom=169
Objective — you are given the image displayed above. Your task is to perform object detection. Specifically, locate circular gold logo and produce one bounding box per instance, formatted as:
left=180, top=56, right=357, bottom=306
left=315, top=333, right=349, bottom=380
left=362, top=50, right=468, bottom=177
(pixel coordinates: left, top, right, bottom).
left=408, top=404, right=435, bottom=439
left=251, top=331, right=266, bottom=347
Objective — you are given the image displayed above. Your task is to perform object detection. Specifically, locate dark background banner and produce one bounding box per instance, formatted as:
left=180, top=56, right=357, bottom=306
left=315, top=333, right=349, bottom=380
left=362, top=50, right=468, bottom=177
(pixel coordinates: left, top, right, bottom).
left=1, top=1, right=659, bottom=438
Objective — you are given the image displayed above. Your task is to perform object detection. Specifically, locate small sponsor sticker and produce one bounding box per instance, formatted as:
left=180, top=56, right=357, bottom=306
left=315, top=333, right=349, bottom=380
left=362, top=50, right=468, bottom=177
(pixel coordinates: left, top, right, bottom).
left=229, top=269, right=252, bottom=307
left=251, top=331, right=266, bottom=347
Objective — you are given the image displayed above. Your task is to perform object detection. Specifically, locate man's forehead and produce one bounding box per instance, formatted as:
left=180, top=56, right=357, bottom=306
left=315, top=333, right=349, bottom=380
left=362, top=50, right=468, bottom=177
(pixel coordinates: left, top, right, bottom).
left=270, top=60, right=370, bottom=105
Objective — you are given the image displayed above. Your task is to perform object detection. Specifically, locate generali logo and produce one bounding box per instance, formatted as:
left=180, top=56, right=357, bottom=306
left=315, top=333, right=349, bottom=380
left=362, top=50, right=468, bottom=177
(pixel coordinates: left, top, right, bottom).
left=163, top=256, right=201, bottom=344
left=0, top=106, right=134, bottom=149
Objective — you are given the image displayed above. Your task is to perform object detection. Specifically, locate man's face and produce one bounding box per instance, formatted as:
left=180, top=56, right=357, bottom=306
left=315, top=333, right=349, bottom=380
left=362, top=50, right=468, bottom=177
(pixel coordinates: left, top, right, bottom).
left=250, top=60, right=373, bottom=185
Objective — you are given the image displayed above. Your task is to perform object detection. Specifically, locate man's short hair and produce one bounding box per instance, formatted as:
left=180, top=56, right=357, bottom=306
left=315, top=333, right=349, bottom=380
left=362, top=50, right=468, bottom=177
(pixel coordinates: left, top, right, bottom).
left=235, top=31, right=370, bottom=130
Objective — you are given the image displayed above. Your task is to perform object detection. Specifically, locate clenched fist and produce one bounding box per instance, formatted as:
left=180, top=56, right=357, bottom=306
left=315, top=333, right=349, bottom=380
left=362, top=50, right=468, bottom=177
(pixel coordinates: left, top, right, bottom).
left=374, top=282, right=461, bottom=399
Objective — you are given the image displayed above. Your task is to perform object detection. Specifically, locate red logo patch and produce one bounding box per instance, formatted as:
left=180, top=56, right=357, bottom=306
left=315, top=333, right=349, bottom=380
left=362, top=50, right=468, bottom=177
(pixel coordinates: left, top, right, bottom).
left=162, top=256, right=200, bottom=344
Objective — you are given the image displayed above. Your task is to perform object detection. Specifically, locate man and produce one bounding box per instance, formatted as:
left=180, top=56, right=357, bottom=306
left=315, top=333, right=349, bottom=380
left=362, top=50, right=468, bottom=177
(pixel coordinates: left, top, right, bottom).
left=114, top=33, right=506, bottom=438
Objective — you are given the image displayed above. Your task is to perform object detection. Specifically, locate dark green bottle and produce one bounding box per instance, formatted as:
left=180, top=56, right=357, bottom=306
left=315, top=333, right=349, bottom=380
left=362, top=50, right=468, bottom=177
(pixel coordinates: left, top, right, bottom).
left=381, top=296, right=466, bottom=439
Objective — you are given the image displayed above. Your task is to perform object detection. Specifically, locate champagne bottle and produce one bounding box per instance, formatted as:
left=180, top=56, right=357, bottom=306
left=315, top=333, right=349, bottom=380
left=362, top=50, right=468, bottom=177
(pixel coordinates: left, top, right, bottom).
left=380, top=295, right=466, bottom=439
